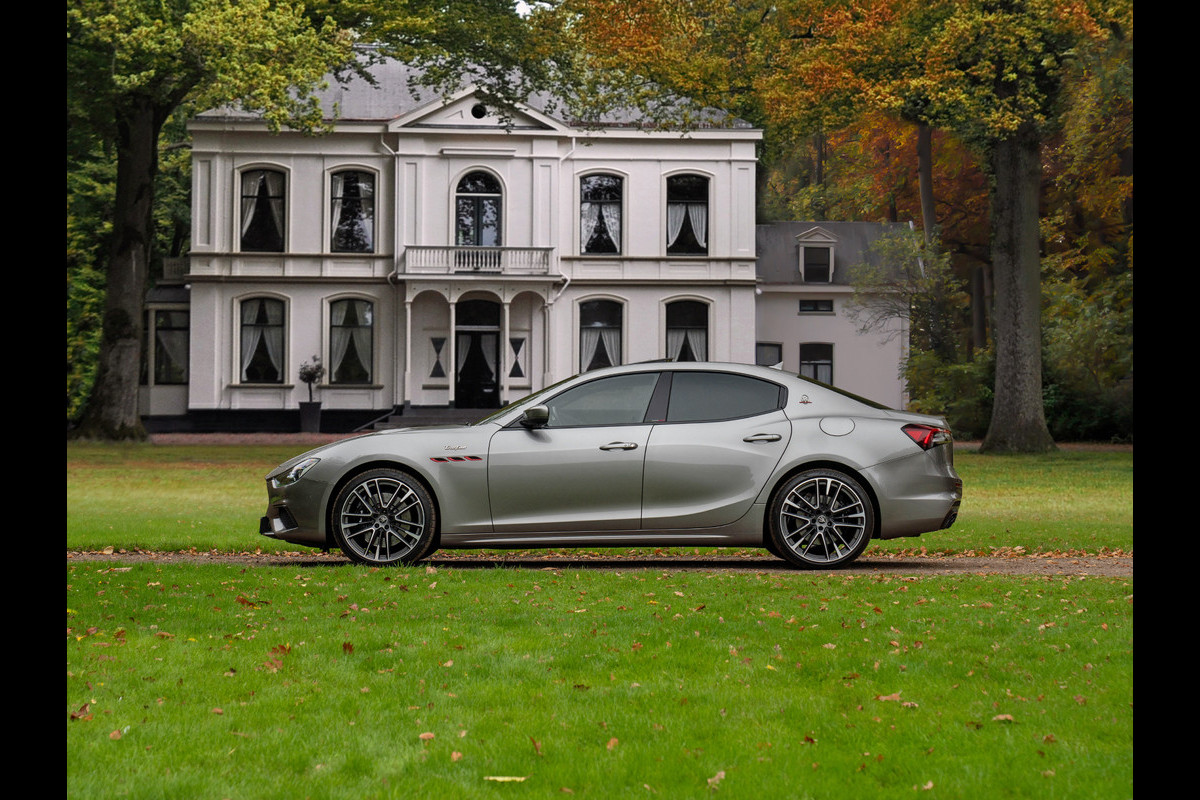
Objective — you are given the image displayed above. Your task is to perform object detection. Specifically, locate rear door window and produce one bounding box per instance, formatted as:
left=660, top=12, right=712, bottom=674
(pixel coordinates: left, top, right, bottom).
left=665, top=371, right=785, bottom=422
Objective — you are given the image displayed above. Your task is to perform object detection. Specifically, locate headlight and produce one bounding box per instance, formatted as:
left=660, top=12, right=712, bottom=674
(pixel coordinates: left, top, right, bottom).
left=271, top=457, right=320, bottom=488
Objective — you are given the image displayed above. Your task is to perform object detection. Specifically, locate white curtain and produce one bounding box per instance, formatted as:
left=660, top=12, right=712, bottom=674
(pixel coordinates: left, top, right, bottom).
left=580, top=203, right=601, bottom=249
left=330, top=172, right=344, bottom=246
left=580, top=328, right=601, bottom=371
left=600, top=327, right=621, bottom=367
left=481, top=334, right=497, bottom=379
left=601, top=203, right=620, bottom=247
left=686, top=329, right=707, bottom=361
left=687, top=204, right=707, bottom=247
left=240, top=172, right=259, bottom=238
left=666, top=203, right=687, bottom=247
left=666, top=328, right=686, bottom=361
left=265, top=171, right=285, bottom=235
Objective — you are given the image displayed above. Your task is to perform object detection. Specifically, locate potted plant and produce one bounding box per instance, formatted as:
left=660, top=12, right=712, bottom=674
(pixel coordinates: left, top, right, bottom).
left=298, top=356, right=326, bottom=432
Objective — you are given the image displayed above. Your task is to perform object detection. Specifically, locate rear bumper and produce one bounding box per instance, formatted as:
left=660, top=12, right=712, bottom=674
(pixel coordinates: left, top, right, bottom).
left=865, top=456, right=962, bottom=540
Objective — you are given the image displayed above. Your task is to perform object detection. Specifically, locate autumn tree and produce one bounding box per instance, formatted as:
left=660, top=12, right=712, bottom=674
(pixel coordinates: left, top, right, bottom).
left=544, top=0, right=1128, bottom=451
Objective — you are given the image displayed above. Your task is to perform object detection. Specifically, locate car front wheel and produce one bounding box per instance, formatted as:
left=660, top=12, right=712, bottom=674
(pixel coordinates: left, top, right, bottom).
left=332, top=469, right=437, bottom=565
left=768, top=469, right=874, bottom=568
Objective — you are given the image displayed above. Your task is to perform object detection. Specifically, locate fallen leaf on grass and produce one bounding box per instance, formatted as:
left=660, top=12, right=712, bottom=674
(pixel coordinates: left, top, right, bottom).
left=419, top=732, right=435, bottom=741
left=531, top=736, right=543, bottom=756
left=606, top=737, right=619, bottom=750
left=707, top=770, right=725, bottom=789
left=70, top=703, right=92, bottom=721
left=993, top=714, right=1015, bottom=723
left=876, top=692, right=902, bottom=702
left=451, top=751, right=463, bottom=762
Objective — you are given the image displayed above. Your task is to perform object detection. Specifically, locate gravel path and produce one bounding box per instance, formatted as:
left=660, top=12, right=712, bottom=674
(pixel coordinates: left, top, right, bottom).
left=66, top=549, right=1132, bottom=577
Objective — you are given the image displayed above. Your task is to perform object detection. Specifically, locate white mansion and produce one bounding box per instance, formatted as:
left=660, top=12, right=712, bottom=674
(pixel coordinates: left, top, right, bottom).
left=140, top=59, right=906, bottom=432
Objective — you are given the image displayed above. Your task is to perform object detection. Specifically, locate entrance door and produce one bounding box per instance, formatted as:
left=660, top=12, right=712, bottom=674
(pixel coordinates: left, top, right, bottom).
left=455, top=331, right=499, bottom=408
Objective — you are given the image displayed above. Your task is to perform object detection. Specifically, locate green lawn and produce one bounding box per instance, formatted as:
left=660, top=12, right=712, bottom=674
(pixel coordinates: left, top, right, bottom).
left=68, top=563, right=1131, bottom=799
left=67, top=442, right=1133, bottom=798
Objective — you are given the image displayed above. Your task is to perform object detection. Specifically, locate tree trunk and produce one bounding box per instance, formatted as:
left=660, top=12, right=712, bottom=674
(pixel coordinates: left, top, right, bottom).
left=980, top=129, right=1055, bottom=453
left=916, top=123, right=935, bottom=244
left=73, top=97, right=164, bottom=440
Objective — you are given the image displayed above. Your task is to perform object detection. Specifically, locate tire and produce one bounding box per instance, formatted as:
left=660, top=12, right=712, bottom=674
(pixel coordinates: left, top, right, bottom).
left=331, top=468, right=437, bottom=566
left=768, top=468, right=874, bottom=568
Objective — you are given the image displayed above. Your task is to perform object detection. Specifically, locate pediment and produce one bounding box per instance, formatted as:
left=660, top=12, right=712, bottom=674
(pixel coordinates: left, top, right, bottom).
left=389, top=88, right=561, bottom=132
left=793, top=226, right=839, bottom=245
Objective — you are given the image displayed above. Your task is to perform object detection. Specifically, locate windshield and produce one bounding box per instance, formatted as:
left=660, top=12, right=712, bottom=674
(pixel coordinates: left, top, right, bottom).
left=471, top=373, right=581, bottom=426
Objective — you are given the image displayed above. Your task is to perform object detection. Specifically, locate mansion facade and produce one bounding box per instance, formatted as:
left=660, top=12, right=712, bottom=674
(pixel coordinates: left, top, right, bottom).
left=140, top=59, right=905, bottom=432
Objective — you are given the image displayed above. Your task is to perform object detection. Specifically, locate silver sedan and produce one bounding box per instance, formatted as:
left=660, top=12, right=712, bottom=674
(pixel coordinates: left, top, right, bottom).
left=260, top=362, right=962, bottom=568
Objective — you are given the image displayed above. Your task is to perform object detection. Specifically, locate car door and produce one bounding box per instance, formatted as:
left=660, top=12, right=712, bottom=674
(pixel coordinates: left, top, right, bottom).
left=641, top=370, right=791, bottom=530
left=487, top=371, right=662, bottom=532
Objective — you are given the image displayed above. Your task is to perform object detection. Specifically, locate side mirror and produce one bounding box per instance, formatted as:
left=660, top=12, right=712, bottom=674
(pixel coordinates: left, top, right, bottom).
left=519, top=405, right=549, bottom=429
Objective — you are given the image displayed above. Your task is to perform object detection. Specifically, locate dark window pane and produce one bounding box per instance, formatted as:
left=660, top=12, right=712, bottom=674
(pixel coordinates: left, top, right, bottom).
left=755, top=343, right=782, bottom=367
left=799, top=343, right=833, bottom=385
left=666, top=174, right=708, bottom=255
left=666, top=372, right=783, bottom=422
left=545, top=373, right=659, bottom=427
left=803, top=247, right=831, bottom=282
left=331, top=299, right=373, bottom=384
left=240, top=170, right=285, bottom=252
left=332, top=171, right=375, bottom=252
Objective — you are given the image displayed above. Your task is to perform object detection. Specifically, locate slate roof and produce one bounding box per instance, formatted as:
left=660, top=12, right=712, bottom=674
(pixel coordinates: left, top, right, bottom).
left=198, top=53, right=754, bottom=130
left=755, top=221, right=914, bottom=285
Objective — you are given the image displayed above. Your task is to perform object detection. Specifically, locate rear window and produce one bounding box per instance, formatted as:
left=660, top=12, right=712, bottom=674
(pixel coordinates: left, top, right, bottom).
left=666, top=372, right=784, bottom=422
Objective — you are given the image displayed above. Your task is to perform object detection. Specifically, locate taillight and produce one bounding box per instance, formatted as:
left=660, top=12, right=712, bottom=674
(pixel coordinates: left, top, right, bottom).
left=902, top=423, right=950, bottom=450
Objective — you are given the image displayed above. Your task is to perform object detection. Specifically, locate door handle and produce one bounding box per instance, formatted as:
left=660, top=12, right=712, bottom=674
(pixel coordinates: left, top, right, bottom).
left=743, top=433, right=782, bottom=443
left=599, top=442, right=639, bottom=451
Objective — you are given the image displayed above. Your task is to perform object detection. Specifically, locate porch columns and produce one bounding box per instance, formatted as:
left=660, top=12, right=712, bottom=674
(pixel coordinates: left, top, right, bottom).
left=447, top=300, right=457, bottom=407
left=501, top=300, right=511, bottom=405
left=403, top=298, right=413, bottom=407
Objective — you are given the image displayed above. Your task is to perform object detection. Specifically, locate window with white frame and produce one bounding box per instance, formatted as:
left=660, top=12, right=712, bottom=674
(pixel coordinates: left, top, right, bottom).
left=799, top=343, right=833, bottom=385
left=329, top=299, right=373, bottom=384
left=666, top=300, right=708, bottom=361
left=666, top=174, right=708, bottom=255
left=801, top=246, right=832, bottom=283
left=580, top=174, right=622, bottom=254
left=240, top=297, right=285, bottom=383
left=579, top=299, right=622, bottom=371
left=331, top=170, right=375, bottom=252
left=240, top=169, right=286, bottom=252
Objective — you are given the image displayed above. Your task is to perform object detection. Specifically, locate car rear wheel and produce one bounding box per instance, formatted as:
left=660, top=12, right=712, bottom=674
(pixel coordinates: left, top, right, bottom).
left=768, top=469, right=873, bottom=568
left=332, top=469, right=437, bottom=565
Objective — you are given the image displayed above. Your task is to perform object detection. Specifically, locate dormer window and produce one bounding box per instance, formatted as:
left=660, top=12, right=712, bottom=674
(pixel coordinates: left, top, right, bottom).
left=801, top=245, right=832, bottom=283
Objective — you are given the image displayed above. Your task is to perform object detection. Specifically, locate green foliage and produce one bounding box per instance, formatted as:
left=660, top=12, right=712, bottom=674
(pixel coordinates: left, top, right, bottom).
left=67, top=562, right=1132, bottom=798
left=904, top=349, right=995, bottom=440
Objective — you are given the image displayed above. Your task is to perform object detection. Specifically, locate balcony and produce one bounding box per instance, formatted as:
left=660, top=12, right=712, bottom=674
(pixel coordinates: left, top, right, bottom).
left=403, top=246, right=554, bottom=275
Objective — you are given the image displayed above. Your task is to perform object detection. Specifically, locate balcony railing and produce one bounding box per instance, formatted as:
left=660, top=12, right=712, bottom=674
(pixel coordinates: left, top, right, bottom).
left=403, top=246, right=554, bottom=275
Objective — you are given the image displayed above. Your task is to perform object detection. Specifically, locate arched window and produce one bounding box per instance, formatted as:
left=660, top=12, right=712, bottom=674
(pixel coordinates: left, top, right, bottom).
left=666, top=300, right=708, bottom=362
left=240, top=169, right=285, bottom=252
left=666, top=174, right=708, bottom=255
left=579, top=300, right=623, bottom=371
left=455, top=171, right=502, bottom=247
left=580, top=174, right=622, bottom=254
left=331, top=171, right=375, bottom=252
left=330, top=299, right=373, bottom=384
left=240, top=297, right=285, bottom=383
